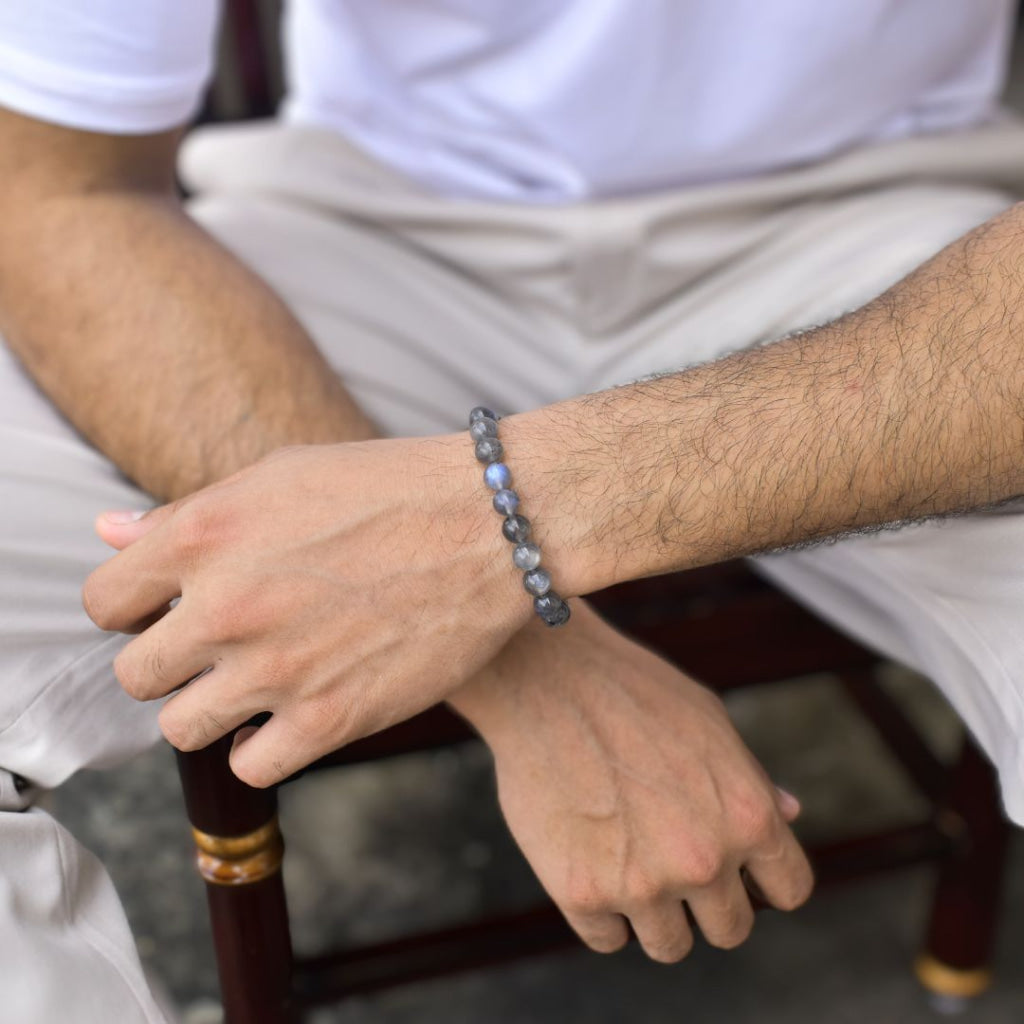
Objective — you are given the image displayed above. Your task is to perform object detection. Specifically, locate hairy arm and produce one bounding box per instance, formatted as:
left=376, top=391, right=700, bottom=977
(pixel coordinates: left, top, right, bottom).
left=85, top=196, right=1024, bottom=765
left=506, top=200, right=1024, bottom=594
left=0, top=108, right=373, bottom=500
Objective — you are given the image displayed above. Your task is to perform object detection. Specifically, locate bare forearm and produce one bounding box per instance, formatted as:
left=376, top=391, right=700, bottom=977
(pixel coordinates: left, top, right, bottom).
left=506, top=201, right=1024, bottom=593
left=0, top=191, right=373, bottom=499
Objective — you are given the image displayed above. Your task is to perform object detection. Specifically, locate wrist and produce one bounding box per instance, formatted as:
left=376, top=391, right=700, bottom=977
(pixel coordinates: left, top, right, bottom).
left=425, top=431, right=535, bottom=638
left=494, top=406, right=616, bottom=595
left=497, top=393, right=711, bottom=594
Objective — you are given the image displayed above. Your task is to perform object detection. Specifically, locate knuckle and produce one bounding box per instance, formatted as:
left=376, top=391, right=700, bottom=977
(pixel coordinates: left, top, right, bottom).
left=583, top=929, right=629, bottom=955
left=678, top=848, right=723, bottom=889
left=624, top=873, right=664, bottom=907
left=772, top=888, right=806, bottom=913
left=229, top=743, right=293, bottom=790
left=159, top=713, right=191, bottom=751
left=563, top=878, right=609, bottom=917
left=710, top=912, right=754, bottom=950
left=170, top=502, right=222, bottom=562
left=113, top=648, right=148, bottom=700
left=159, top=707, right=226, bottom=752
left=82, top=579, right=117, bottom=631
left=142, top=640, right=175, bottom=689
left=645, top=937, right=693, bottom=964
left=774, top=868, right=816, bottom=912
left=230, top=759, right=273, bottom=790
left=731, top=789, right=777, bottom=845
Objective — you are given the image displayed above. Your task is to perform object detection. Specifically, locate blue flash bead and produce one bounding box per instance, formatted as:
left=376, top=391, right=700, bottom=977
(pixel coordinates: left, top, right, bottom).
left=502, top=514, right=531, bottom=543
left=484, top=462, right=511, bottom=490
left=513, top=543, right=542, bottom=570
left=470, top=417, right=499, bottom=441
left=475, top=437, right=504, bottom=464
left=493, top=488, right=520, bottom=515
left=534, top=592, right=571, bottom=627
left=523, top=568, right=551, bottom=596
left=469, top=406, right=498, bottom=426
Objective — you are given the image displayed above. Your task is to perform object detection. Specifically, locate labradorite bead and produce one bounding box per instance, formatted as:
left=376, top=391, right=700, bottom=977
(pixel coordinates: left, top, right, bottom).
left=484, top=462, right=511, bottom=490
left=470, top=417, right=499, bottom=441
left=492, top=488, right=520, bottom=515
left=513, top=542, right=542, bottom=570
left=502, top=514, right=531, bottom=543
left=523, top=568, right=551, bottom=596
left=469, top=406, right=498, bottom=426
left=475, top=437, right=504, bottom=464
left=534, top=592, right=571, bottom=626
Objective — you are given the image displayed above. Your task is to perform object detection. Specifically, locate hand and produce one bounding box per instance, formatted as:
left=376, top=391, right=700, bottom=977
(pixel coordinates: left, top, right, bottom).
left=450, top=602, right=813, bottom=962
left=82, top=439, right=531, bottom=786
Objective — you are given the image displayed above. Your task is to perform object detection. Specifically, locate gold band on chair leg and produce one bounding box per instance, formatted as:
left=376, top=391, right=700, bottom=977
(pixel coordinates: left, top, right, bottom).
left=192, top=817, right=284, bottom=886
left=914, top=954, right=993, bottom=999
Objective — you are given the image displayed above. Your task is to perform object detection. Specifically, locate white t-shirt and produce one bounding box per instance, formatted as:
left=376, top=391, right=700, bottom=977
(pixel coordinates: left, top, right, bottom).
left=0, top=1, right=1015, bottom=201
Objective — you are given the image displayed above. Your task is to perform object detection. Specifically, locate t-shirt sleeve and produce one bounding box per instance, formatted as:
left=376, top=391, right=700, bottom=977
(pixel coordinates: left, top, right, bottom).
left=0, top=1, right=221, bottom=133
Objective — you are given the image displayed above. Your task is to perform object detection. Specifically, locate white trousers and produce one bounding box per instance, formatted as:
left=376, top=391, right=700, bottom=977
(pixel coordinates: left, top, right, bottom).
left=5, top=116, right=1024, bottom=1020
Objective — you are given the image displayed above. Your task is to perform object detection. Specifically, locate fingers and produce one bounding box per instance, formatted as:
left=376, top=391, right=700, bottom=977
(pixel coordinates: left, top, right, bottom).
left=744, top=826, right=815, bottom=913
left=627, top=903, right=695, bottom=963
left=686, top=875, right=755, bottom=950
left=228, top=713, right=331, bottom=789
left=84, top=538, right=183, bottom=632
left=562, top=909, right=631, bottom=956
left=158, top=670, right=269, bottom=753
left=95, top=505, right=168, bottom=550
left=113, top=606, right=217, bottom=701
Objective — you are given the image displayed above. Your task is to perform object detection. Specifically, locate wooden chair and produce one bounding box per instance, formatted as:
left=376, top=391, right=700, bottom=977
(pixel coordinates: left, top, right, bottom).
left=175, top=561, right=1012, bottom=1023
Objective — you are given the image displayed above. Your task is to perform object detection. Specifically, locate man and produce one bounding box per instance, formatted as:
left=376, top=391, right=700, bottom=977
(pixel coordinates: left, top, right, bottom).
left=3, top=1, right=1024, bottom=1020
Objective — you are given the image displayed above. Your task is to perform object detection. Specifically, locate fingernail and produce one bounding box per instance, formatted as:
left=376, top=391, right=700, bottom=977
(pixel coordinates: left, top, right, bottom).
left=776, top=786, right=801, bottom=816
left=103, top=510, right=147, bottom=524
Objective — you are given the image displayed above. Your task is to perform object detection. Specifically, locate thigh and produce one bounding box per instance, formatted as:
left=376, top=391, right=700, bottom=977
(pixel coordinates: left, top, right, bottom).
left=756, top=507, right=1024, bottom=823
left=0, top=342, right=161, bottom=788
left=187, top=187, right=579, bottom=439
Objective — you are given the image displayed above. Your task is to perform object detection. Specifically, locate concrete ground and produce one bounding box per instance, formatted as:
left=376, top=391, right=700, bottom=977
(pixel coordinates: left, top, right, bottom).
left=53, top=667, right=1024, bottom=1023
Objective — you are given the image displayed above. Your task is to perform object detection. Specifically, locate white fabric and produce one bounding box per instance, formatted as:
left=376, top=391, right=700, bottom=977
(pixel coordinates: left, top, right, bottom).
left=283, top=0, right=1016, bottom=200
left=0, top=0, right=220, bottom=133
left=0, top=1, right=1015, bottom=200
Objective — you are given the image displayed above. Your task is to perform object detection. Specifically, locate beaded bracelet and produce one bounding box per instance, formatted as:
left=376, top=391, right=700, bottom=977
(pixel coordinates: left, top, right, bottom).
left=469, top=406, right=572, bottom=627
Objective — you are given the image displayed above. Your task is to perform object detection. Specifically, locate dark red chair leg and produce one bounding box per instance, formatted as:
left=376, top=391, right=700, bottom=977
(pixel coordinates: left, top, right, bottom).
left=914, top=737, right=1012, bottom=1002
left=176, top=733, right=297, bottom=1024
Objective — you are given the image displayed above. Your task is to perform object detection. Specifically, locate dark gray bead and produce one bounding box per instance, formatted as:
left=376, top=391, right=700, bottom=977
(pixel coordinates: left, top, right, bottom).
left=470, top=417, right=499, bottom=441
left=534, top=592, right=571, bottom=627
left=492, top=488, right=520, bottom=515
left=475, top=437, right=504, bottom=464
left=484, top=462, right=511, bottom=490
left=513, top=542, right=542, bottom=570
left=523, top=568, right=551, bottom=596
left=469, top=406, right=498, bottom=425
left=502, top=515, right=531, bottom=543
